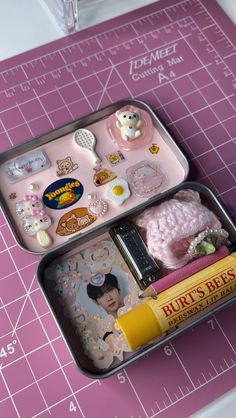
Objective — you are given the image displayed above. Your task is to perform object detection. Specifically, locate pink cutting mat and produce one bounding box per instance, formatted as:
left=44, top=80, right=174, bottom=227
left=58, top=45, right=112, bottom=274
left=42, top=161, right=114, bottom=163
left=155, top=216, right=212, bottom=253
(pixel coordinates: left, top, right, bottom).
left=0, top=0, right=236, bottom=417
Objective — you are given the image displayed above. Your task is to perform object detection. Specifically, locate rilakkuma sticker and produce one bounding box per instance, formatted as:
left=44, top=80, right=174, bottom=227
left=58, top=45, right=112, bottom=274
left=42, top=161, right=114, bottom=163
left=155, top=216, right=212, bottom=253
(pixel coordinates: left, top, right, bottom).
left=43, top=178, right=84, bottom=210
left=105, top=150, right=126, bottom=166
left=56, top=156, right=79, bottom=177
left=93, top=166, right=117, bottom=187
left=56, top=207, right=96, bottom=236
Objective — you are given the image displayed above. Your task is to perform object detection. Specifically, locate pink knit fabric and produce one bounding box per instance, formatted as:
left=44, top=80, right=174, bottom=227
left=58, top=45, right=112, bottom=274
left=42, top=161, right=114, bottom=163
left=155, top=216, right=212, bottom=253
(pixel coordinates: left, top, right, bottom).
left=135, top=189, right=222, bottom=269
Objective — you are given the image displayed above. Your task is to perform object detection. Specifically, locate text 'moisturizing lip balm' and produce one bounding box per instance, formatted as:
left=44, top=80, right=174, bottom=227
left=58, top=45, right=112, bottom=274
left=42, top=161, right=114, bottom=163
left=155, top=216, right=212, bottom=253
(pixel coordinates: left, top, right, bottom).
left=116, top=253, right=236, bottom=350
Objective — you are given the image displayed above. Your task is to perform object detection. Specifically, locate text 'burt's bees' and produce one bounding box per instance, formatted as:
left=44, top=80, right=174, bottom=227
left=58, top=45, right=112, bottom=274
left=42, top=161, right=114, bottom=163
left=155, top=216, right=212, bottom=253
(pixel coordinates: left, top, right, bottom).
left=116, top=253, right=236, bottom=350
left=161, top=267, right=235, bottom=327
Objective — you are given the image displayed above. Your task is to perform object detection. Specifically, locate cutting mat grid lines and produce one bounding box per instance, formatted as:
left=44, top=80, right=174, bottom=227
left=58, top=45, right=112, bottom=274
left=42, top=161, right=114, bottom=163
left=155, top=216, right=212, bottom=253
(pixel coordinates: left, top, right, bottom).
left=0, top=0, right=236, bottom=417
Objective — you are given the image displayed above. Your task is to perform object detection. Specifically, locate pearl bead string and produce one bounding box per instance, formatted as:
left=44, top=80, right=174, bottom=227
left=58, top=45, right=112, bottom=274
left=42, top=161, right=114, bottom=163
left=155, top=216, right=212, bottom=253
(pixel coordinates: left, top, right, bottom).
left=187, top=227, right=229, bottom=256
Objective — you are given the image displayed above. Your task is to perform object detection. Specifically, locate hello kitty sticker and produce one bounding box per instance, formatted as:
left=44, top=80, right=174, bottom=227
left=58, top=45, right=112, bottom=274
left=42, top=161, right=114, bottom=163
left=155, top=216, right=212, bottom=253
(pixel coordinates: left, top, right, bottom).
left=16, top=194, right=53, bottom=248
left=107, top=105, right=154, bottom=151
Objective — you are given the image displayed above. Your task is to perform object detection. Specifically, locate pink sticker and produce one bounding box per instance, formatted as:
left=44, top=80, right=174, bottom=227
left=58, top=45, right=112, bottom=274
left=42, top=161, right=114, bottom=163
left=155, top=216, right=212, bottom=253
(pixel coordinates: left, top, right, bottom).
left=88, top=198, right=108, bottom=217
left=126, top=160, right=166, bottom=197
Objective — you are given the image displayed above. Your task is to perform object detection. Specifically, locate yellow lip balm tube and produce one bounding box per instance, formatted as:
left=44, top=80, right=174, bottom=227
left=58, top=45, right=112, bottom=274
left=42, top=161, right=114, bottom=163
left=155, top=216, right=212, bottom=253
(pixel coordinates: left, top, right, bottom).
left=116, top=253, right=236, bottom=350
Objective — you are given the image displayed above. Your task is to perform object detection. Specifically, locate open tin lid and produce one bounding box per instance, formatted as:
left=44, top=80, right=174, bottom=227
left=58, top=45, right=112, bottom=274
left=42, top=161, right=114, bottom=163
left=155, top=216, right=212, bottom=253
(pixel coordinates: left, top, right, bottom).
left=0, top=99, right=189, bottom=255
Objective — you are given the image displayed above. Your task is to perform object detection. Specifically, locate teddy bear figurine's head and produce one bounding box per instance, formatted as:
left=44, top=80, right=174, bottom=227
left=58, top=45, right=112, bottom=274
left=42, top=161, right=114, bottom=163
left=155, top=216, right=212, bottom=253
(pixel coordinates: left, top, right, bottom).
left=116, top=110, right=140, bottom=127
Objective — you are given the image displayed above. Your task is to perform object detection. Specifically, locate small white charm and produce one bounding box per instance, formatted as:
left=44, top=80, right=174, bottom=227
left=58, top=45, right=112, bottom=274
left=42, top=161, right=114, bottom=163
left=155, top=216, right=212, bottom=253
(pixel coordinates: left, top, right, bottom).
left=87, top=192, right=97, bottom=201
left=28, top=183, right=39, bottom=192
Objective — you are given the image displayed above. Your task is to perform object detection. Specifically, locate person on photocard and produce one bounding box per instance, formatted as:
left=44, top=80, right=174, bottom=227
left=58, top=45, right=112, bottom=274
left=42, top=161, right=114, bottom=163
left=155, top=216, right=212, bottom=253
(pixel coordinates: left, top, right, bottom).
left=87, top=273, right=123, bottom=318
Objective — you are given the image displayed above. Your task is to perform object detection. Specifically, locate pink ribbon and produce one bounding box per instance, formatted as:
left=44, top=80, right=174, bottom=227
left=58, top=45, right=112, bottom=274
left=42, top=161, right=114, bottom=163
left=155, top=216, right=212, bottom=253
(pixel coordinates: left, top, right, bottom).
left=31, top=209, right=46, bottom=216
left=23, top=194, right=38, bottom=201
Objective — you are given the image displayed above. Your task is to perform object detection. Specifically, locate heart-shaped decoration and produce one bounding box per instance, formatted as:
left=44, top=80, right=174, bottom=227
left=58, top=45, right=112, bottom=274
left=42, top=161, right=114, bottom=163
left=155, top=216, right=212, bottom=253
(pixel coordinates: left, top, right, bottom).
left=88, top=199, right=108, bottom=217
left=91, top=272, right=106, bottom=286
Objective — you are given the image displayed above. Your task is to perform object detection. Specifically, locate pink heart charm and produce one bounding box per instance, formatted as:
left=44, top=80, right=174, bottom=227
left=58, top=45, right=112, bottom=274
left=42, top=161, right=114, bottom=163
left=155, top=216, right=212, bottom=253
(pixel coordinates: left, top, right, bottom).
left=88, top=199, right=108, bottom=217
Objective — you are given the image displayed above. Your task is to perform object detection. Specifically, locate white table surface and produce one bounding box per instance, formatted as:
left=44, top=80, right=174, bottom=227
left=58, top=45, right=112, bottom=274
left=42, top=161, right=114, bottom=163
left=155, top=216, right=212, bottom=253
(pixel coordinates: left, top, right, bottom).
left=0, top=0, right=235, bottom=416
left=0, top=0, right=235, bottom=61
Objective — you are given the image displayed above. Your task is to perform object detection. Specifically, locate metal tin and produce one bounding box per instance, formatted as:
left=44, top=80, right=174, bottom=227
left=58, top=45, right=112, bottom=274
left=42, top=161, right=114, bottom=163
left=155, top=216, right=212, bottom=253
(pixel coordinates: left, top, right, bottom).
left=1, top=99, right=235, bottom=379
left=0, top=99, right=189, bottom=255
left=37, top=181, right=236, bottom=379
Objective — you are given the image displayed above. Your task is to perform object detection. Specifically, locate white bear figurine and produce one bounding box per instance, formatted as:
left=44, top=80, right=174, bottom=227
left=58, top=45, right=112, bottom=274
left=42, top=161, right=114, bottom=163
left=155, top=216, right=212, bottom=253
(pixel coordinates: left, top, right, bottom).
left=116, top=110, right=142, bottom=141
